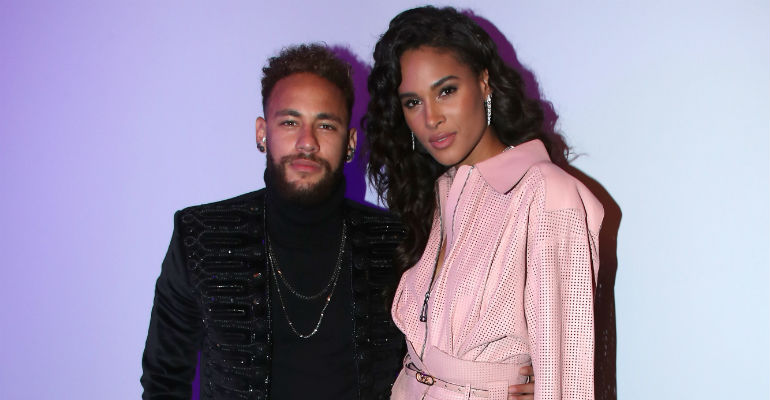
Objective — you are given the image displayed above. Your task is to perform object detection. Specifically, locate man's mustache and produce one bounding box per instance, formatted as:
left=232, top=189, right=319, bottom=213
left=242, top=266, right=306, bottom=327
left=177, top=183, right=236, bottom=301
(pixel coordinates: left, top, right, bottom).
left=280, top=153, right=331, bottom=170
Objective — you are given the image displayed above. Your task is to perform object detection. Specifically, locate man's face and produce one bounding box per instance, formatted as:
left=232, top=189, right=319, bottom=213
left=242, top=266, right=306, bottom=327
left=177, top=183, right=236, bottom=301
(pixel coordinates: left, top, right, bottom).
left=256, top=72, right=356, bottom=204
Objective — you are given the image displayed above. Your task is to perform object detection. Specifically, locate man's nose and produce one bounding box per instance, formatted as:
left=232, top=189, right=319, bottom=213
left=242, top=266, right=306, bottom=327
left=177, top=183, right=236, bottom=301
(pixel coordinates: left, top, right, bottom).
left=295, top=125, right=319, bottom=153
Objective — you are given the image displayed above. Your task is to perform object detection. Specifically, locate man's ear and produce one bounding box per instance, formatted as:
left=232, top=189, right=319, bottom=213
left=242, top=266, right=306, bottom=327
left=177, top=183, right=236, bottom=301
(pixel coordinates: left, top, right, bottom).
left=347, top=127, right=357, bottom=152
left=256, top=117, right=267, bottom=152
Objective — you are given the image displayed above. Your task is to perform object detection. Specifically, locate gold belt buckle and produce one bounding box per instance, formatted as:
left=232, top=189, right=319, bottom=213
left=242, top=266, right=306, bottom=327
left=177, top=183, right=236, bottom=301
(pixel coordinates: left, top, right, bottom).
left=415, top=371, right=435, bottom=386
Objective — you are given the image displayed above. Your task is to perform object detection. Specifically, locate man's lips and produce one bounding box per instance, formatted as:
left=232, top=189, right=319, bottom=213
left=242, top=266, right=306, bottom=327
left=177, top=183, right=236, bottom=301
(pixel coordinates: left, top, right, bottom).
left=289, top=157, right=322, bottom=172
left=428, top=132, right=456, bottom=150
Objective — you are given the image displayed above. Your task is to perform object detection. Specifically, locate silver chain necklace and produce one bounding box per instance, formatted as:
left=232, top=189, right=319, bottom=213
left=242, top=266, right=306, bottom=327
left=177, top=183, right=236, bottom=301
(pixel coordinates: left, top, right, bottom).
left=268, top=237, right=343, bottom=300
left=264, top=196, right=347, bottom=339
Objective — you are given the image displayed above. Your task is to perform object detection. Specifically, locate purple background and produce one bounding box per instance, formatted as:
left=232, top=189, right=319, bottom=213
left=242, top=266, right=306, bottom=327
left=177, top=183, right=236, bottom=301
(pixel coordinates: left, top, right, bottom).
left=1, top=1, right=768, bottom=399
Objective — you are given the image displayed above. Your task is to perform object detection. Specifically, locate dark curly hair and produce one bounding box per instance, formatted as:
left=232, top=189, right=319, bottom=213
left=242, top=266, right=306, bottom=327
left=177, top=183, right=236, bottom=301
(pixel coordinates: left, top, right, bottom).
left=261, top=43, right=354, bottom=123
left=364, top=6, right=554, bottom=273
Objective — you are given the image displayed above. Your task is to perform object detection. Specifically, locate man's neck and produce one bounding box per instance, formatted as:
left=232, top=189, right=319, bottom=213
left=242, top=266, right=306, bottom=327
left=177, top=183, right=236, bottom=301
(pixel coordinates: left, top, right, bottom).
left=264, top=176, right=346, bottom=250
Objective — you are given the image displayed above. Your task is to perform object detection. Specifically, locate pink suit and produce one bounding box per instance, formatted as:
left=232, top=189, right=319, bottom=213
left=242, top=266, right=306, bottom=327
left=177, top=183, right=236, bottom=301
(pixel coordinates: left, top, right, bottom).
left=391, top=140, right=604, bottom=400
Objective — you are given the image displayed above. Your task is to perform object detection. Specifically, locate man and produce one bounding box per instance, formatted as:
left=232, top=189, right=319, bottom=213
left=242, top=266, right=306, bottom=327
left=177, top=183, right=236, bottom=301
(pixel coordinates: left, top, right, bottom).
left=141, top=44, right=535, bottom=399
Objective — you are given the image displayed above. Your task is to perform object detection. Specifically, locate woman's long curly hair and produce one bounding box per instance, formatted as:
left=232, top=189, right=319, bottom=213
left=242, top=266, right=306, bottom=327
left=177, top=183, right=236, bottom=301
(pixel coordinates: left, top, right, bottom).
left=364, top=6, right=555, bottom=274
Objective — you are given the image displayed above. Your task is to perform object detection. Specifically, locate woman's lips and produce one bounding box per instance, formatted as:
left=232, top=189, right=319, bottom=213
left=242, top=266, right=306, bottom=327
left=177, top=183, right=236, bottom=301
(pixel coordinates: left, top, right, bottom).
left=429, top=132, right=456, bottom=150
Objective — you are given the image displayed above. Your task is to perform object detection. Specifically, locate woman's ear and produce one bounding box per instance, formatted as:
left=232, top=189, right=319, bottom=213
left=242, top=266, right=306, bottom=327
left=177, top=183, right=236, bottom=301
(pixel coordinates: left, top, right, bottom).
left=480, top=69, right=491, bottom=96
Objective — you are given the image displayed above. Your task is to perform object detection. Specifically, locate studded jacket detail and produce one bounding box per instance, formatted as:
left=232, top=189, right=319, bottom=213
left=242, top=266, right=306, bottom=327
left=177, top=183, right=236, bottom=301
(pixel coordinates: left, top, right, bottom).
left=141, top=189, right=405, bottom=399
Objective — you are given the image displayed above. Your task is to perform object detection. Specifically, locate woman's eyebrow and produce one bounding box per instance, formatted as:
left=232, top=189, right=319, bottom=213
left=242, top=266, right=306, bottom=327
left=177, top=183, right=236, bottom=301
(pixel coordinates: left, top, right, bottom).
left=399, top=75, right=460, bottom=100
left=430, top=75, right=458, bottom=90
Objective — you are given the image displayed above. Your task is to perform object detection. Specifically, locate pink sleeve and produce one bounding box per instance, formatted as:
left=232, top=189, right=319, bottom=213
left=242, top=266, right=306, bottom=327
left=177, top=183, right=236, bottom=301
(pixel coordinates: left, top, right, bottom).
left=524, top=200, right=599, bottom=400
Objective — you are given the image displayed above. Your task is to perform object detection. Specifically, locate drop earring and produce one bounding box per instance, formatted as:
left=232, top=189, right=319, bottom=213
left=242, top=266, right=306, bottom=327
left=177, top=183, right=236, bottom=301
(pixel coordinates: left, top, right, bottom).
left=485, top=94, right=492, bottom=126
left=411, top=132, right=415, bottom=151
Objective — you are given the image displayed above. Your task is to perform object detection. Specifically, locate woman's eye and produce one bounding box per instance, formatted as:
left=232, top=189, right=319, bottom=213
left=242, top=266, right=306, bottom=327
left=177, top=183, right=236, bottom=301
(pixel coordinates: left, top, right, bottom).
left=403, top=99, right=420, bottom=109
left=439, top=86, right=457, bottom=97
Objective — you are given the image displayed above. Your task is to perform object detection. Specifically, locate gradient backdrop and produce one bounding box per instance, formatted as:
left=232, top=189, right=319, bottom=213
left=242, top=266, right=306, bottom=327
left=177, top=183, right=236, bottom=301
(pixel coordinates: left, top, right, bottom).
left=1, top=1, right=768, bottom=399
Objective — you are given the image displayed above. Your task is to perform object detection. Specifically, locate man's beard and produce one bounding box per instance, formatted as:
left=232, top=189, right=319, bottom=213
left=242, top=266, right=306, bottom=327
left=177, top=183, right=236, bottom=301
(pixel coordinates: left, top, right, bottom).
left=265, top=151, right=344, bottom=206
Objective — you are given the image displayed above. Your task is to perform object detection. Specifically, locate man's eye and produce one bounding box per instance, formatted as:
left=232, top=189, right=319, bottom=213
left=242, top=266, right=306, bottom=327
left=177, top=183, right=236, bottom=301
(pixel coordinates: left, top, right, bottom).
left=403, top=99, right=420, bottom=109
left=319, top=123, right=336, bottom=130
left=439, top=86, right=457, bottom=97
left=280, top=120, right=298, bottom=126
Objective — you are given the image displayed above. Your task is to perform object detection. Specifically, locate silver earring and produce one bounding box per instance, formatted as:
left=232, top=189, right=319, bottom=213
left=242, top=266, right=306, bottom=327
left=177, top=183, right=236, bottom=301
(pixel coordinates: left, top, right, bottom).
left=257, top=136, right=266, bottom=152
left=411, top=132, right=415, bottom=150
left=485, top=94, right=492, bottom=126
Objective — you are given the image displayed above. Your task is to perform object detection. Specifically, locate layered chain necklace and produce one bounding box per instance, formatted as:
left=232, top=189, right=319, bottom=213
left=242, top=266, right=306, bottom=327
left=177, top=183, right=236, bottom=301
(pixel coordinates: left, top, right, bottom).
left=264, top=196, right=347, bottom=339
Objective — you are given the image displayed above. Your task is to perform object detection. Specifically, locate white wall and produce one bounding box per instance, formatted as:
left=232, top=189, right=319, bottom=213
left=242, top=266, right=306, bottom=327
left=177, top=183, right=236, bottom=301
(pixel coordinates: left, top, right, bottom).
left=0, top=1, right=767, bottom=398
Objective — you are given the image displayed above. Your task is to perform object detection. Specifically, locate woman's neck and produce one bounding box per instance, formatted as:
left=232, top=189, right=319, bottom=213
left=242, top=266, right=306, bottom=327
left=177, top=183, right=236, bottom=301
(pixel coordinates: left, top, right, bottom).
left=456, top=127, right=507, bottom=167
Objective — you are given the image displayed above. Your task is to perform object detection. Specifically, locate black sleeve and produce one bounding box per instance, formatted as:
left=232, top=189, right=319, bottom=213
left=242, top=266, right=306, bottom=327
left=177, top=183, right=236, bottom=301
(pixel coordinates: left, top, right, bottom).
left=141, top=211, right=203, bottom=399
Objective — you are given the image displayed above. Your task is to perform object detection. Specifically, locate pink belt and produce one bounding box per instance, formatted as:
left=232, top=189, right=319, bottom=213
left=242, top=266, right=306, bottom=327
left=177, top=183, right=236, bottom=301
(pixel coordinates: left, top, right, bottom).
left=404, top=361, right=497, bottom=398
left=402, top=341, right=531, bottom=400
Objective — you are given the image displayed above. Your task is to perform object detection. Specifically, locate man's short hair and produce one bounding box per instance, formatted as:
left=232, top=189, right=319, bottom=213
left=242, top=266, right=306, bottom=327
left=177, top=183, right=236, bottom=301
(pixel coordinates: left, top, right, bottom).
left=261, top=44, right=354, bottom=123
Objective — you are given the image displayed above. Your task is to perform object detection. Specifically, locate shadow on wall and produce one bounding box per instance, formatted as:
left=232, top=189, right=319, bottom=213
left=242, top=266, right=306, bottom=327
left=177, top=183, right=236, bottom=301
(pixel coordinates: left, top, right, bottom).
left=334, top=46, right=372, bottom=206
left=469, top=12, right=621, bottom=400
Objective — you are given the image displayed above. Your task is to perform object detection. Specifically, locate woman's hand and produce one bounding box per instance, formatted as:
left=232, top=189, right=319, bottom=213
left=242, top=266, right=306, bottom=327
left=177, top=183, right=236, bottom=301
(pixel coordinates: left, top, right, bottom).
left=507, top=365, right=535, bottom=400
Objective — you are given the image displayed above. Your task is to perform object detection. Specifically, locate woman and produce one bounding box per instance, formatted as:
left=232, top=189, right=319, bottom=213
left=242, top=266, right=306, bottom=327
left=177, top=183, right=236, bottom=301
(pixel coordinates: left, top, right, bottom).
left=364, top=6, right=603, bottom=400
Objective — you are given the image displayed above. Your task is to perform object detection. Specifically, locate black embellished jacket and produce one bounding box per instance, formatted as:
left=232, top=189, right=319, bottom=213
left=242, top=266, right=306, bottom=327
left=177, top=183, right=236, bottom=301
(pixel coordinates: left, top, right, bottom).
left=141, top=190, right=405, bottom=399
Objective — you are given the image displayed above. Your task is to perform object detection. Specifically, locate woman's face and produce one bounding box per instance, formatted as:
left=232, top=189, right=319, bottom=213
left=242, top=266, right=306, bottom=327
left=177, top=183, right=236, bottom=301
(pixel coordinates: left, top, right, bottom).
left=398, top=46, right=504, bottom=167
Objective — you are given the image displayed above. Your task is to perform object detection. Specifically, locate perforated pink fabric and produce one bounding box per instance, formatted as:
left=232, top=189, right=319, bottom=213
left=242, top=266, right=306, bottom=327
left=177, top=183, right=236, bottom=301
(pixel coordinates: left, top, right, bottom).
left=391, top=140, right=603, bottom=400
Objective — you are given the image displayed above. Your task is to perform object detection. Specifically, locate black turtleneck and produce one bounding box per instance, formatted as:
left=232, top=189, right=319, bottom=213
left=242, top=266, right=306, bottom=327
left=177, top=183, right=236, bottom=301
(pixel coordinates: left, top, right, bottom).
left=264, top=174, right=356, bottom=399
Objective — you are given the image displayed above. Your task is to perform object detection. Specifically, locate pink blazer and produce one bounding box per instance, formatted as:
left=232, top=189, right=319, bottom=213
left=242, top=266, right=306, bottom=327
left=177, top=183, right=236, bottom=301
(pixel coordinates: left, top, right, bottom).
left=391, top=140, right=604, bottom=400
